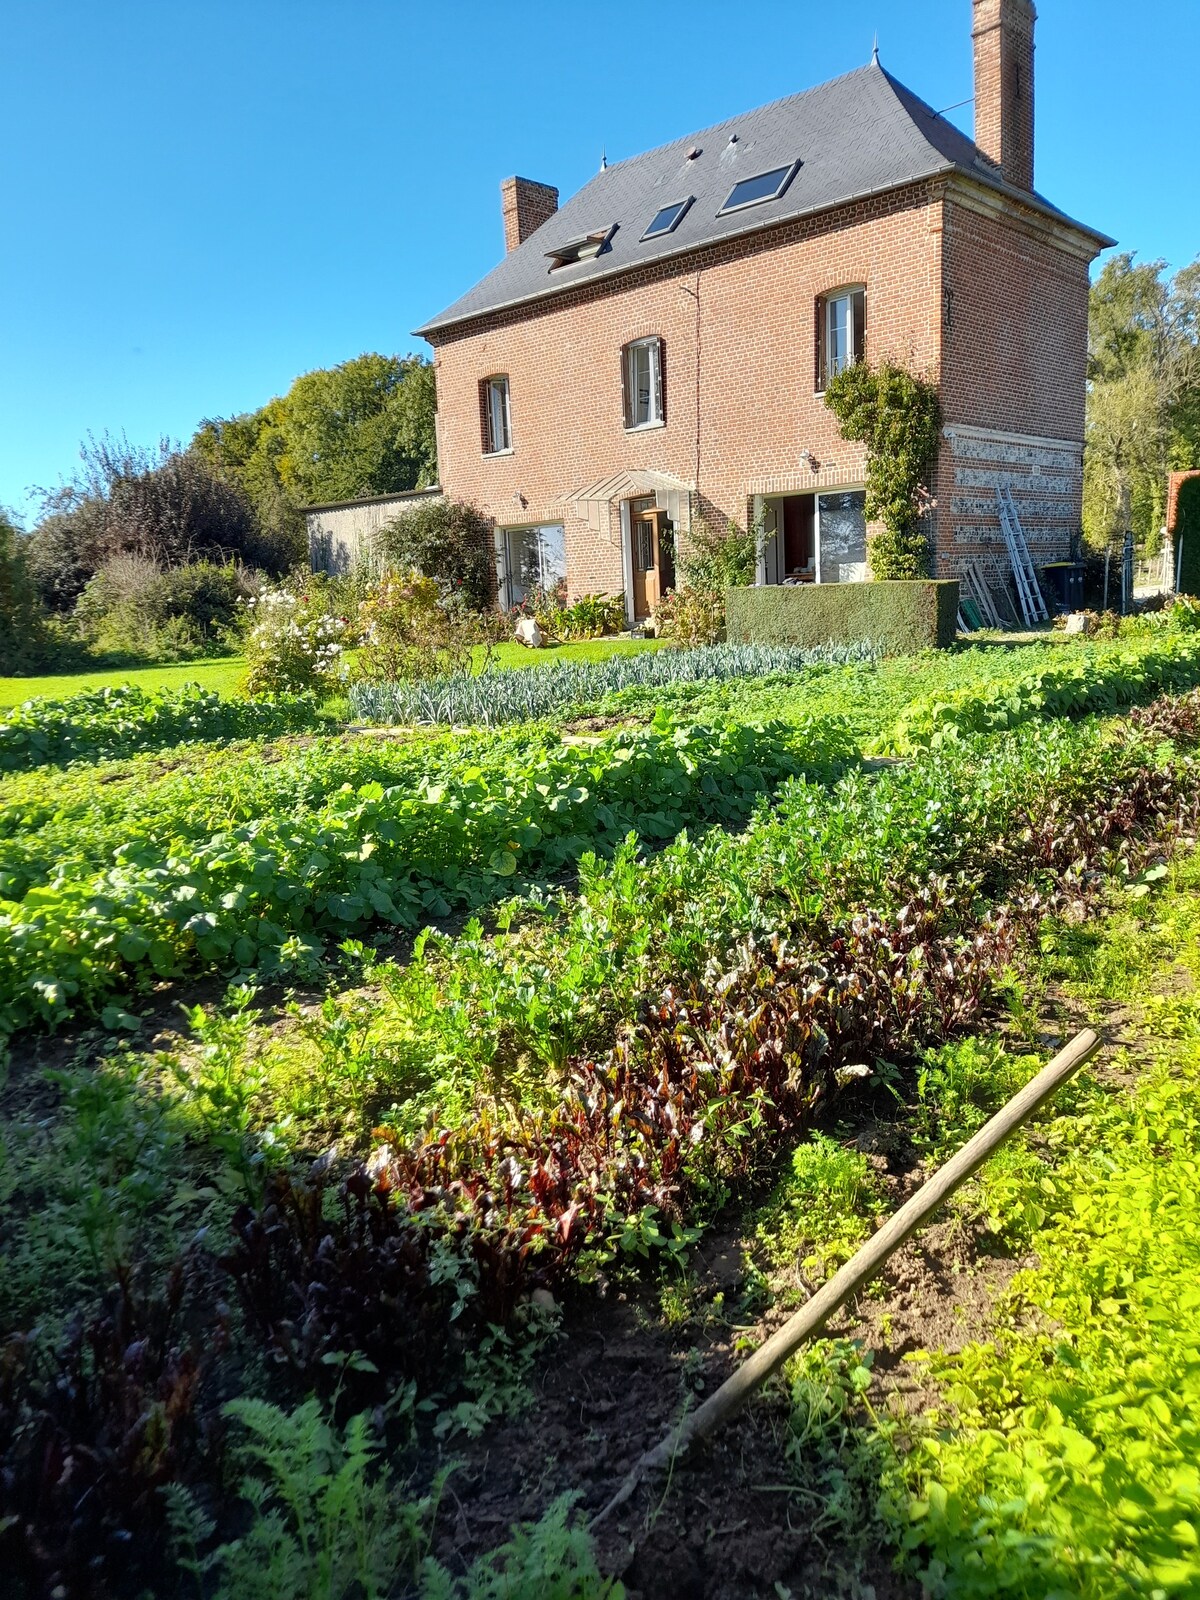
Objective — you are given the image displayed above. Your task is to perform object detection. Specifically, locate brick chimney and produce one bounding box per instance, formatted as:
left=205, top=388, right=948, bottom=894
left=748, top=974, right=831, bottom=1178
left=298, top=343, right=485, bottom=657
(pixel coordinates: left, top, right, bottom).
left=972, top=0, right=1036, bottom=191
left=500, top=176, right=559, bottom=254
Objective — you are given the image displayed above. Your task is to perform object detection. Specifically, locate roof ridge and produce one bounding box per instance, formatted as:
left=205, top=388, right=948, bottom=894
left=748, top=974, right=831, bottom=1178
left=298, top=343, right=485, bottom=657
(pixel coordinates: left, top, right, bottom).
left=592, top=59, right=886, bottom=178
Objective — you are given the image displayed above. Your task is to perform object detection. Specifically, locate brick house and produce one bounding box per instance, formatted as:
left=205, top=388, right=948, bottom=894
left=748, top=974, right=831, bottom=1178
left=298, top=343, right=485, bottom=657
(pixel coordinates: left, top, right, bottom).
left=415, top=0, right=1112, bottom=624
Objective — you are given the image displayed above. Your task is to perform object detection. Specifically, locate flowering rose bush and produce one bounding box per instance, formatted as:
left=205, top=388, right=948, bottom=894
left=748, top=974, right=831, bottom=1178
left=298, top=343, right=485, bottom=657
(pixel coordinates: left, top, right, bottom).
left=241, top=589, right=349, bottom=697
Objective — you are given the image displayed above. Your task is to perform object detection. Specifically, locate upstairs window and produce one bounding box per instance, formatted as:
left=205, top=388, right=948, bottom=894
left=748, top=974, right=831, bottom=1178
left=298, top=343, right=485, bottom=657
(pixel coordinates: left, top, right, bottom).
left=622, top=338, right=664, bottom=430
left=641, top=197, right=692, bottom=241
left=480, top=375, right=511, bottom=454
left=718, top=161, right=800, bottom=215
left=816, top=287, right=866, bottom=390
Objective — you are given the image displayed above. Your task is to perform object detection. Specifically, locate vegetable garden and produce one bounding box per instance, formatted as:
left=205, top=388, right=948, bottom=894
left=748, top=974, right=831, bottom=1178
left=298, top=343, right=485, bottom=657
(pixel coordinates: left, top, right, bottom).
left=3, top=616, right=1200, bottom=1598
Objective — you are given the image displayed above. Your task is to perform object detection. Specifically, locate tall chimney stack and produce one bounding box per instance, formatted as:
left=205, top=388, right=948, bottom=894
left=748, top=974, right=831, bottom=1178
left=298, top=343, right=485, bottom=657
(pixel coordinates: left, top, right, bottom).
left=500, top=176, right=559, bottom=254
left=972, top=0, right=1036, bottom=192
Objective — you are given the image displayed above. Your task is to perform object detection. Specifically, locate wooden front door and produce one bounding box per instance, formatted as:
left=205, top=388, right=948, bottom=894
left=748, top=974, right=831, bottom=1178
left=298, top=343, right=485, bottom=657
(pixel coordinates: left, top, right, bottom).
left=630, top=501, right=675, bottom=619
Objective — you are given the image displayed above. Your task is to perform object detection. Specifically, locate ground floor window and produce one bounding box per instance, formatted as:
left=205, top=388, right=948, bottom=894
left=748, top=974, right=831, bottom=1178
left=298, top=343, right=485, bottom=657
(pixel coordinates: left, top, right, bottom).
left=498, top=523, right=566, bottom=609
left=757, top=490, right=867, bottom=584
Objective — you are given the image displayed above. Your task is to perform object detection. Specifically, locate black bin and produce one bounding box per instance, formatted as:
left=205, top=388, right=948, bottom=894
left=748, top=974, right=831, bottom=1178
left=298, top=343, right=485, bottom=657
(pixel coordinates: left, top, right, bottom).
left=1040, top=562, right=1085, bottom=614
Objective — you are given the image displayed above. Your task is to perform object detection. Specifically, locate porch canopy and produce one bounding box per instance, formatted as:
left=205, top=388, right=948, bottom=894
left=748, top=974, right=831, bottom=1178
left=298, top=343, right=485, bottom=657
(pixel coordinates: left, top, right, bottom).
left=562, top=469, right=692, bottom=541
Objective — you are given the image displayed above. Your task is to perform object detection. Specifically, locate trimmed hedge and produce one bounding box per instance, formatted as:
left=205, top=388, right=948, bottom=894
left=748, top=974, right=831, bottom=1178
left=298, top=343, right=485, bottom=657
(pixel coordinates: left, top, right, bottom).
left=1175, top=474, right=1200, bottom=598
left=726, top=579, right=959, bottom=654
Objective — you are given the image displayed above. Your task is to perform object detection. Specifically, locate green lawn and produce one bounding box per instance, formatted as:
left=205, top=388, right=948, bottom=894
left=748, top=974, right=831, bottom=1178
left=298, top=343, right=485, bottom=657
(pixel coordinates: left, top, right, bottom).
left=481, top=636, right=661, bottom=671
left=0, top=637, right=660, bottom=709
left=0, top=655, right=247, bottom=708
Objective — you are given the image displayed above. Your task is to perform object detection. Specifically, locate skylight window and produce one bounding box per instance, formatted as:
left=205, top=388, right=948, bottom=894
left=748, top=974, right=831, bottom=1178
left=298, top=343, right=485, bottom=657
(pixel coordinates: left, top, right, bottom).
left=641, top=197, right=693, bottom=241
left=545, top=226, right=616, bottom=269
left=718, top=161, right=801, bottom=215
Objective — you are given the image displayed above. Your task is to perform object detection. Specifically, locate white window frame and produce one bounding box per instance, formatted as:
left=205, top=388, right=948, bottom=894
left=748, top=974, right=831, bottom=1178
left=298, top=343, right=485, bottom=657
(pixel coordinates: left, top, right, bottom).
left=623, top=337, right=663, bottom=431
left=483, top=375, right=512, bottom=455
left=754, top=488, right=868, bottom=586
left=817, top=287, right=866, bottom=392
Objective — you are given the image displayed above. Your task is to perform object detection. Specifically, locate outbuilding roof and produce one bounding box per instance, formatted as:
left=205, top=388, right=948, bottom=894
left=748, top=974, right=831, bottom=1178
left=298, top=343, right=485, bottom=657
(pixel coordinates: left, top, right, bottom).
left=415, top=59, right=1111, bottom=339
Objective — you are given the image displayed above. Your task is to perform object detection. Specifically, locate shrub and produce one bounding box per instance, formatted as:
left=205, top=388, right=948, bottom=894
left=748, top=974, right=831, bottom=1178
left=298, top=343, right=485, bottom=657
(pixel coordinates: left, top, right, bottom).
left=652, top=584, right=725, bottom=647
left=242, top=589, right=350, bottom=697
left=373, top=499, right=494, bottom=611
left=726, top=580, right=958, bottom=653
left=0, top=511, right=52, bottom=672
left=356, top=572, right=487, bottom=683
left=655, top=517, right=759, bottom=645
left=680, top=515, right=758, bottom=591
left=531, top=591, right=625, bottom=641
left=22, top=496, right=109, bottom=611
left=74, top=557, right=253, bottom=661
left=1174, top=473, right=1200, bottom=597
left=823, top=361, right=942, bottom=579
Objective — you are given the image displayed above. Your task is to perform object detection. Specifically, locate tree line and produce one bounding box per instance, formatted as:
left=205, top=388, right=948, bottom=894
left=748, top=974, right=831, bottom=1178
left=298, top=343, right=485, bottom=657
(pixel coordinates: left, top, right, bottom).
left=1085, top=252, right=1200, bottom=550
left=2, top=353, right=436, bottom=669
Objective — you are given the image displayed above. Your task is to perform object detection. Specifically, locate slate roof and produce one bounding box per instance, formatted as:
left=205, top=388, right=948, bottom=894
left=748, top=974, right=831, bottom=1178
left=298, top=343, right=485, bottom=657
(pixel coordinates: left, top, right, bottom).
left=415, top=60, right=1111, bottom=339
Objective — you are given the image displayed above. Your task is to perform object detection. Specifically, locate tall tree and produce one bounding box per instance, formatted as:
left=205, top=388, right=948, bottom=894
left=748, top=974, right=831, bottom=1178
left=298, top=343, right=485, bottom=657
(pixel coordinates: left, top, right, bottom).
left=193, top=352, right=437, bottom=549
left=192, top=400, right=304, bottom=570
left=1085, top=253, right=1200, bottom=548
left=274, top=353, right=437, bottom=505
left=0, top=508, right=50, bottom=668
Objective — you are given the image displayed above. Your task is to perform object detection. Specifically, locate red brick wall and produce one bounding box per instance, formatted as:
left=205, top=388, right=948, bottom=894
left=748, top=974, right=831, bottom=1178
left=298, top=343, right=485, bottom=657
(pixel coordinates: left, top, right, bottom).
left=935, top=191, right=1092, bottom=584
left=972, top=0, right=1036, bottom=192
left=500, top=177, right=559, bottom=255
left=939, top=195, right=1089, bottom=442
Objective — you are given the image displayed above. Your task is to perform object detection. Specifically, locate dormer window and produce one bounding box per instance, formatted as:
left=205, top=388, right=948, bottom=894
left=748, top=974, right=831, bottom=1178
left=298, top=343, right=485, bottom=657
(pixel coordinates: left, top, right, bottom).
left=718, top=160, right=801, bottom=215
left=622, top=338, right=664, bottom=430
left=545, top=225, right=616, bottom=269
left=816, top=287, right=866, bottom=390
left=480, top=375, right=512, bottom=455
left=641, top=197, right=693, bottom=241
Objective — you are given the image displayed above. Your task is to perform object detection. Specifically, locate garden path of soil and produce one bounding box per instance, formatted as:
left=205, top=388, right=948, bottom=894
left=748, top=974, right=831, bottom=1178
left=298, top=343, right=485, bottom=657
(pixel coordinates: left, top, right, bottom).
left=427, top=989, right=1135, bottom=1600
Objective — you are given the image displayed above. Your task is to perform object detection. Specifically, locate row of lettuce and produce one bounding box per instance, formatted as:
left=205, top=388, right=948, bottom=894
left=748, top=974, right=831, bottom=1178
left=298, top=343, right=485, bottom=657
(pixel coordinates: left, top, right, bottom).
left=0, top=714, right=849, bottom=1032
left=5, top=688, right=1200, bottom=1594
left=0, top=684, right=321, bottom=772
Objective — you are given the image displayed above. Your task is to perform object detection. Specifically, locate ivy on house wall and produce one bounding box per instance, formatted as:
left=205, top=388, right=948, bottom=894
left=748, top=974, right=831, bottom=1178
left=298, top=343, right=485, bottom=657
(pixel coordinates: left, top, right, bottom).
left=823, top=361, right=943, bottom=579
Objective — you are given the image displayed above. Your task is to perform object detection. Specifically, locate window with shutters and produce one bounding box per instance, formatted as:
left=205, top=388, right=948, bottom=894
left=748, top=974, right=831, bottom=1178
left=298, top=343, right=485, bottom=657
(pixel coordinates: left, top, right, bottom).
left=480, top=375, right=512, bottom=455
left=815, top=288, right=866, bottom=391
left=622, top=338, right=664, bottom=430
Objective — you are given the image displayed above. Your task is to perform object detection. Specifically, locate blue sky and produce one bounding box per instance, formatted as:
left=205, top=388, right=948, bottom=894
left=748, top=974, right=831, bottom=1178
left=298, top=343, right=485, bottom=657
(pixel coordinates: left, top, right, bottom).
left=2, top=0, right=1197, bottom=524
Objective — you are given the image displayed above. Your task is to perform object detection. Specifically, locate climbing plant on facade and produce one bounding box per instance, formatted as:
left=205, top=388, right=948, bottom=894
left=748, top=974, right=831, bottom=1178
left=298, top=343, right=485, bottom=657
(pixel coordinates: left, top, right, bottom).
left=823, top=361, right=942, bottom=579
